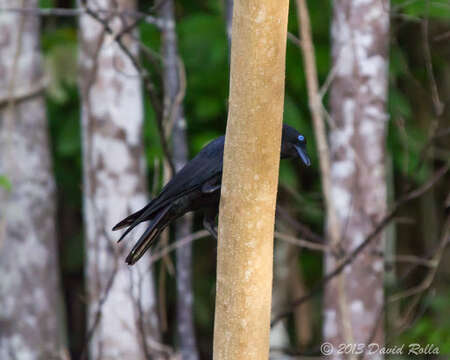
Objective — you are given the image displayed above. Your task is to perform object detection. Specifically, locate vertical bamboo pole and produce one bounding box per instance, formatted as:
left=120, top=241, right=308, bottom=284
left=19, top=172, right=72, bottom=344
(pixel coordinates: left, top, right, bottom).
left=213, top=1, right=290, bottom=359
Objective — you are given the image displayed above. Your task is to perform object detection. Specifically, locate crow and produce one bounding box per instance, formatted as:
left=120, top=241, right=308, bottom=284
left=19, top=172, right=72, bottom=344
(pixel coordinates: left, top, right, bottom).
left=113, top=124, right=311, bottom=265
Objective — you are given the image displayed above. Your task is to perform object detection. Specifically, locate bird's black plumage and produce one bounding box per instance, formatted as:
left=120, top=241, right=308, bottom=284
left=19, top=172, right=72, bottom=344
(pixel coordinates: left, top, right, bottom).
left=113, top=124, right=310, bottom=265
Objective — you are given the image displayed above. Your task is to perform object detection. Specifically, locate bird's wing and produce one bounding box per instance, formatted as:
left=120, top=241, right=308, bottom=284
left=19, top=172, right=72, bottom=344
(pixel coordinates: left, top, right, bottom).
left=155, top=137, right=224, bottom=204
left=113, top=136, right=224, bottom=232
left=125, top=204, right=173, bottom=265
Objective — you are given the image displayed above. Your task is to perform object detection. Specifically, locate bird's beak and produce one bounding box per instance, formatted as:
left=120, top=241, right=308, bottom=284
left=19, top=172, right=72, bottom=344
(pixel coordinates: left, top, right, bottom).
left=295, top=145, right=311, bottom=167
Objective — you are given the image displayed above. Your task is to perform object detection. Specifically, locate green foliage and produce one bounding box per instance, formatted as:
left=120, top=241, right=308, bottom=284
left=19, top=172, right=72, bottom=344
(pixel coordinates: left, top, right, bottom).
left=39, top=0, right=54, bottom=8
left=60, top=233, right=84, bottom=273
left=300, top=248, right=323, bottom=288
left=40, top=0, right=450, bottom=356
left=178, top=13, right=229, bottom=132
left=280, top=161, right=299, bottom=189
left=42, top=24, right=83, bottom=277
left=387, top=36, right=435, bottom=184
left=42, top=24, right=82, bottom=206
left=0, top=175, right=12, bottom=192
left=47, top=85, right=82, bottom=206
left=393, top=0, right=450, bottom=20
left=43, top=28, right=78, bottom=103
left=396, top=291, right=450, bottom=354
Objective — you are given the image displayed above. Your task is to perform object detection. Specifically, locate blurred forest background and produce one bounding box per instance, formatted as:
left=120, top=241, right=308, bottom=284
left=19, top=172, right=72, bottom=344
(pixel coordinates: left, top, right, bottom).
left=0, top=0, right=449, bottom=359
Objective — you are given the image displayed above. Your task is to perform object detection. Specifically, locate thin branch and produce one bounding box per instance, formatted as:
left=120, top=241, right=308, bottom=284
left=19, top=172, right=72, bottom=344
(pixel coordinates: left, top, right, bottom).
left=276, top=205, right=324, bottom=244
left=274, top=231, right=329, bottom=252
left=78, top=0, right=175, bottom=173
left=295, top=0, right=340, bottom=247
left=385, top=254, right=438, bottom=267
left=0, top=6, right=163, bottom=27
left=80, top=260, right=118, bottom=360
left=434, top=30, right=450, bottom=42
left=271, top=164, right=449, bottom=326
left=163, top=58, right=187, bottom=140
left=389, top=215, right=450, bottom=303
left=296, top=0, right=355, bottom=350
left=0, top=77, right=47, bottom=107
left=148, top=230, right=209, bottom=266
left=80, top=204, right=120, bottom=360
left=421, top=12, right=444, bottom=116
left=319, top=64, right=337, bottom=99
left=287, top=32, right=302, bottom=48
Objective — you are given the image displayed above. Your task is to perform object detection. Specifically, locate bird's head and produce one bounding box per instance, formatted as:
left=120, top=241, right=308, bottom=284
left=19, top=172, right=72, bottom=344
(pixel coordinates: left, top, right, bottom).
left=281, top=124, right=311, bottom=166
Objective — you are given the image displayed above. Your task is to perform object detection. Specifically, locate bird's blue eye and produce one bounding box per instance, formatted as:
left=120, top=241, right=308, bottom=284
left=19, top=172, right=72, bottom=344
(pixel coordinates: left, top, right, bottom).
left=298, top=135, right=304, bottom=142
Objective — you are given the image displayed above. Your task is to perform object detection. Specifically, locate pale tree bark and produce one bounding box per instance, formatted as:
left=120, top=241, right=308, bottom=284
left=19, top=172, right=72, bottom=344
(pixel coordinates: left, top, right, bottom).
left=158, top=0, right=199, bottom=359
left=270, top=241, right=292, bottom=353
left=270, top=242, right=313, bottom=358
left=270, top=224, right=312, bottom=354
left=224, top=0, right=295, bottom=353
left=213, top=1, right=290, bottom=359
left=78, top=1, right=161, bottom=359
left=294, top=0, right=349, bottom=353
left=0, top=1, right=66, bottom=358
left=324, top=0, right=390, bottom=358
left=289, top=247, right=312, bottom=349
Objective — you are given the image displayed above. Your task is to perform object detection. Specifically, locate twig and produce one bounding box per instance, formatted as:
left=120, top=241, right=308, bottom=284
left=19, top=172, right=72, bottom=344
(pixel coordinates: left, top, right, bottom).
left=0, top=77, right=48, bottom=107
left=389, top=215, right=450, bottom=303
left=295, top=0, right=340, bottom=248
left=0, top=6, right=164, bottom=27
left=148, top=230, right=209, bottom=266
left=434, top=30, right=450, bottom=42
left=274, top=231, right=329, bottom=252
left=80, top=204, right=120, bottom=360
left=296, top=0, right=355, bottom=350
left=287, top=32, right=302, bottom=48
left=158, top=1, right=198, bottom=356
left=164, top=58, right=187, bottom=140
left=80, top=260, right=118, bottom=360
left=391, top=293, right=426, bottom=336
left=421, top=9, right=444, bottom=116
left=276, top=206, right=324, bottom=245
left=385, top=254, right=438, bottom=267
left=319, top=65, right=337, bottom=99
left=79, top=0, right=175, bottom=173
left=361, top=218, right=450, bottom=359
left=271, top=164, right=449, bottom=326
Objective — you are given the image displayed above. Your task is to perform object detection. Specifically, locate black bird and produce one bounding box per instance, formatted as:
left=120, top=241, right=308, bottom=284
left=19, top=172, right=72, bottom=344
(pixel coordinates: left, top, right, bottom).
left=113, top=124, right=311, bottom=265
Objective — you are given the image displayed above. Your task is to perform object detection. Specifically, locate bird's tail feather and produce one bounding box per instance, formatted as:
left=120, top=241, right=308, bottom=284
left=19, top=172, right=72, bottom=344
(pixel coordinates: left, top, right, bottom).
left=116, top=214, right=146, bottom=243
left=115, top=204, right=156, bottom=244
left=112, top=206, right=148, bottom=231
left=125, top=205, right=172, bottom=265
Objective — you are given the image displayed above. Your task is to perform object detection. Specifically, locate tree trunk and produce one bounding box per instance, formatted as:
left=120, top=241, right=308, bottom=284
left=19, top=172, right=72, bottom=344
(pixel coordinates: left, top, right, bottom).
left=78, top=1, right=161, bottom=359
left=213, top=1, right=289, bottom=359
left=158, top=0, right=199, bottom=359
left=0, top=1, right=66, bottom=358
left=270, top=241, right=292, bottom=352
left=324, top=0, right=390, bottom=357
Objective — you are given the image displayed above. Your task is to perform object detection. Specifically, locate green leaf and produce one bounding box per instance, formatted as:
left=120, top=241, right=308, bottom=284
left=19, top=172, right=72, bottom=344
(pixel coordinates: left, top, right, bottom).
left=194, top=96, right=222, bottom=119
left=0, top=175, right=12, bottom=191
left=279, top=162, right=298, bottom=188
left=389, top=88, right=412, bottom=119
left=393, top=0, right=450, bottom=19
left=39, top=0, right=54, bottom=8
